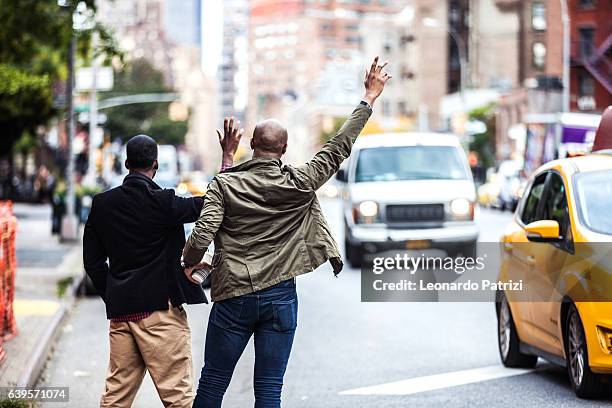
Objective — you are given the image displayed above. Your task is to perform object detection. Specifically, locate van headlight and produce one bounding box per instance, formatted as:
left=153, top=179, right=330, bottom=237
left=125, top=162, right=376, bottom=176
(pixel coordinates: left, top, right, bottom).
left=450, top=198, right=474, bottom=220
left=353, top=201, right=380, bottom=224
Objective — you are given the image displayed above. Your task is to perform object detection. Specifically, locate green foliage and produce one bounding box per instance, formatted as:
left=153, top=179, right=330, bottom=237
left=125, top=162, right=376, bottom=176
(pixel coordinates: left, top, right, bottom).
left=320, top=117, right=347, bottom=145
left=103, top=59, right=188, bottom=145
left=148, top=116, right=189, bottom=146
left=0, top=64, right=53, bottom=155
left=468, top=103, right=496, bottom=169
left=0, top=399, right=31, bottom=408
left=0, top=0, right=120, bottom=157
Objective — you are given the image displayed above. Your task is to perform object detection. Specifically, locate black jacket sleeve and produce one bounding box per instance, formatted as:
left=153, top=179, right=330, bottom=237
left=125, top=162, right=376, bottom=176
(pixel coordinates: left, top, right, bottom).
left=167, top=194, right=205, bottom=225
left=83, top=197, right=109, bottom=299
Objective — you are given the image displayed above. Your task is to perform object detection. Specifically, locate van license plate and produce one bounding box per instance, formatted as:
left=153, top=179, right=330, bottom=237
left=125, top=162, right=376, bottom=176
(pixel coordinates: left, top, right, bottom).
left=405, top=240, right=431, bottom=249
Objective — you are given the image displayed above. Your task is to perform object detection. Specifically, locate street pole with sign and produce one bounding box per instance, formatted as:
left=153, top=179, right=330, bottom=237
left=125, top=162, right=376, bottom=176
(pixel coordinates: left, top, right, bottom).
left=86, top=30, right=99, bottom=184
left=60, top=1, right=94, bottom=241
left=61, top=11, right=78, bottom=241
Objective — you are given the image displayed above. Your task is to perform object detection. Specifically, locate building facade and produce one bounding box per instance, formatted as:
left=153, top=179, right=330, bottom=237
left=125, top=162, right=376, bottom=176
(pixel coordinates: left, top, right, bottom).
left=567, top=0, right=611, bottom=113
left=219, top=0, right=250, bottom=124
left=97, top=0, right=175, bottom=86
left=247, top=0, right=408, bottom=125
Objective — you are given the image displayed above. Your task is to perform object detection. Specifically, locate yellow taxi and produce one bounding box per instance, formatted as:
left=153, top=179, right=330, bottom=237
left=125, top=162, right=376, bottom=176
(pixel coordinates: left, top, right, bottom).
left=496, top=151, right=612, bottom=398
left=177, top=171, right=209, bottom=197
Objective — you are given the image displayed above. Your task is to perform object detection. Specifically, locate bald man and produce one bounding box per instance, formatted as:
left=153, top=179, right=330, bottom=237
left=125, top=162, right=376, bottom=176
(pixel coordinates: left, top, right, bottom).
left=183, top=57, right=391, bottom=408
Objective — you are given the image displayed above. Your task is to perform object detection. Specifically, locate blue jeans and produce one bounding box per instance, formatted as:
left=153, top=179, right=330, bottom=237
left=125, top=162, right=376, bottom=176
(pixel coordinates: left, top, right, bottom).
left=193, top=279, right=298, bottom=408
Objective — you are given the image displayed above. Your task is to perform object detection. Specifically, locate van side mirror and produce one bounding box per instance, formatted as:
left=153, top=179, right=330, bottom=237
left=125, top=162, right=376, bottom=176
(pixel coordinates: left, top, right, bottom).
left=336, top=169, right=347, bottom=183
left=525, top=220, right=562, bottom=243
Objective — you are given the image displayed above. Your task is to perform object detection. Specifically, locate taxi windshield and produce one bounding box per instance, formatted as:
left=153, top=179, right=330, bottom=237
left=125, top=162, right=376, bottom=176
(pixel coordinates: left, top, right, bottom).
left=574, top=169, right=612, bottom=236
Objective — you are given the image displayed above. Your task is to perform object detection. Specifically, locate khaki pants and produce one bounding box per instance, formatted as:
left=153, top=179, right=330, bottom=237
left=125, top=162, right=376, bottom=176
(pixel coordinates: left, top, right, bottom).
left=100, top=305, right=194, bottom=408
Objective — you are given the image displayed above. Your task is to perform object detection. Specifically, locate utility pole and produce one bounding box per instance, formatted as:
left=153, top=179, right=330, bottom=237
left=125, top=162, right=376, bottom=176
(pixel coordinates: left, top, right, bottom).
left=560, top=0, right=571, bottom=113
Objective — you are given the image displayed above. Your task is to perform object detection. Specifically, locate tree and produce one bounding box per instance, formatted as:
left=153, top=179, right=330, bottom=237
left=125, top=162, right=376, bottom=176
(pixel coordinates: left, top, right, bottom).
left=0, top=0, right=119, bottom=157
left=469, top=103, right=496, bottom=169
left=103, top=59, right=189, bottom=145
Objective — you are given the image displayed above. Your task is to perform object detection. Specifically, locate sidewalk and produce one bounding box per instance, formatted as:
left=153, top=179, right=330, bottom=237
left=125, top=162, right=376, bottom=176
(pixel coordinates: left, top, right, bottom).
left=0, top=203, right=83, bottom=388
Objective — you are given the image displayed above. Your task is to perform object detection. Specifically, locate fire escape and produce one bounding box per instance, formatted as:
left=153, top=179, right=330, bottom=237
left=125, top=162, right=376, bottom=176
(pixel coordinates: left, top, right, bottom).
left=580, top=33, right=612, bottom=95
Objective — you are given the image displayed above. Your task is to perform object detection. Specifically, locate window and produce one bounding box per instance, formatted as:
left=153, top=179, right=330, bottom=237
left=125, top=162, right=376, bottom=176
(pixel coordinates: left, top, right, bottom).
left=521, top=173, right=547, bottom=225
left=532, top=42, right=546, bottom=69
left=398, top=101, right=407, bottom=116
left=579, top=0, right=596, bottom=8
left=575, top=169, right=612, bottom=235
left=532, top=2, right=547, bottom=31
left=578, top=72, right=595, bottom=97
left=382, top=99, right=390, bottom=116
left=579, top=27, right=595, bottom=58
left=541, top=173, right=570, bottom=239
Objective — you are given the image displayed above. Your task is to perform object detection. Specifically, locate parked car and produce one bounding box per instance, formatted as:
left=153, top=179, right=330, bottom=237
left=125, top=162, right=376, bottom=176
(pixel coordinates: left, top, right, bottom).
left=496, top=160, right=524, bottom=212
left=337, top=132, right=478, bottom=267
left=477, top=170, right=501, bottom=208
left=496, top=151, right=612, bottom=398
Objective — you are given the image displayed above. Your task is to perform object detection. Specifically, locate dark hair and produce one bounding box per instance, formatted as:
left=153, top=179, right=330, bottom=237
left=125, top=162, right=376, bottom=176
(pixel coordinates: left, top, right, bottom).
left=126, top=135, right=158, bottom=169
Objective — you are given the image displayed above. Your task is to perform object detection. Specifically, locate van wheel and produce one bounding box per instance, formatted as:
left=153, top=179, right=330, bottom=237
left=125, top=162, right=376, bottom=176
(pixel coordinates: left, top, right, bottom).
left=497, top=292, right=538, bottom=368
left=461, top=241, right=477, bottom=259
left=566, top=304, right=605, bottom=398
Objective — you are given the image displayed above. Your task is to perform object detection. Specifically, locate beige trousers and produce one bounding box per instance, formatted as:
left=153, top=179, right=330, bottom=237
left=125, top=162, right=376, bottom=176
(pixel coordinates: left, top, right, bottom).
left=100, top=305, right=194, bottom=408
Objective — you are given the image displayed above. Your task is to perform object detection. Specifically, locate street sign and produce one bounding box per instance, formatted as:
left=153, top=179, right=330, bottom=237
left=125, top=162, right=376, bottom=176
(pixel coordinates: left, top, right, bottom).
left=78, top=112, right=107, bottom=124
left=75, top=67, right=114, bottom=92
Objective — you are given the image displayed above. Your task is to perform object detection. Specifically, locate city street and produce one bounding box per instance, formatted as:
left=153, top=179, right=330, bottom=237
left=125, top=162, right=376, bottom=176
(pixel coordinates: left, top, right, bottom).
left=4, top=0, right=610, bottom=406
left=40, top=201, right=612, bottom=407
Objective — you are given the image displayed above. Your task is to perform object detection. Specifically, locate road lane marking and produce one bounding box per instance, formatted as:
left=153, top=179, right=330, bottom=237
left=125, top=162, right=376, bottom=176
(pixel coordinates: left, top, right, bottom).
left=339, top=365, right=538, bottom=396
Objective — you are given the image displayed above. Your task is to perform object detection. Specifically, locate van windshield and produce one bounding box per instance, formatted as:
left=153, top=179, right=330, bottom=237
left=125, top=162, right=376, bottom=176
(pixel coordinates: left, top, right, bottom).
left=355, top=146, right=469, bottom=182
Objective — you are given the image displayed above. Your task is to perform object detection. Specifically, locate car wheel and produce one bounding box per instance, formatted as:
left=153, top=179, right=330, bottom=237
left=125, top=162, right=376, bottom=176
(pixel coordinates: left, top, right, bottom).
left=566, top=304, right=605, bottom=398
left=497, top=292, right=538, bottom=368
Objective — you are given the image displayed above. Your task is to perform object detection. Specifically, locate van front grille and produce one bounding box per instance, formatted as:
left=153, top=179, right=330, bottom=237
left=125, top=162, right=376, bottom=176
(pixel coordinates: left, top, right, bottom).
left=385, top=204, right=445, bottom=223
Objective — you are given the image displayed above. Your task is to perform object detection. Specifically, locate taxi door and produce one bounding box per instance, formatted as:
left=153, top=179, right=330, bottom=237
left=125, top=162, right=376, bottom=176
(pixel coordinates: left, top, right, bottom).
left=502, top=172, right=549, bottom=345
left=524, top=171, right=572, bottom=357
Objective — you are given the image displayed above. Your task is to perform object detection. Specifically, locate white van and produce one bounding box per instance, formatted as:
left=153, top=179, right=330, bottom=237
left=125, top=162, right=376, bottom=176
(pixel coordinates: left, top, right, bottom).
left=336, top=132, right=478, bottom=267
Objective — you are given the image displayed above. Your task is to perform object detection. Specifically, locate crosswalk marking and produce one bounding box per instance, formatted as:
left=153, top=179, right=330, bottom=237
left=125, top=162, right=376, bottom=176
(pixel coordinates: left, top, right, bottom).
left=339, top=364, right=539, bottom=396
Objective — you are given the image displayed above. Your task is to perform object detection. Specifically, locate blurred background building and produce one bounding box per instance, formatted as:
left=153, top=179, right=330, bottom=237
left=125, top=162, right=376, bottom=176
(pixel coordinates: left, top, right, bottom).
left=2, top=0, right=609, bottom=202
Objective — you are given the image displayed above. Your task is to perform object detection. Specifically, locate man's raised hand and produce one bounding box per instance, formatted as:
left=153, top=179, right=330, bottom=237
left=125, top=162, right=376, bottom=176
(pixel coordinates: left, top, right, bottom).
left=363, top=56, right=391, bottom=107
left=218, top=117, right=244, bottom=168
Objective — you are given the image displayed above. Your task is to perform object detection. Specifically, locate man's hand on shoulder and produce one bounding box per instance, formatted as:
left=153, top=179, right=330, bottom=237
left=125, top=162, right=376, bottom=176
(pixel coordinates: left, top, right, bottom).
left=362, top=56, right=392, bottom=107
left=218, top=116, right=244, bottom=170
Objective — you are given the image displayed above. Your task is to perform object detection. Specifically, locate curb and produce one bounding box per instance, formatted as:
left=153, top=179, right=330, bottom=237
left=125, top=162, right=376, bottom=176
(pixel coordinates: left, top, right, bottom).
left=15, top=243, right=84, bottom=388
left=16, top=305, right=67, bottom=388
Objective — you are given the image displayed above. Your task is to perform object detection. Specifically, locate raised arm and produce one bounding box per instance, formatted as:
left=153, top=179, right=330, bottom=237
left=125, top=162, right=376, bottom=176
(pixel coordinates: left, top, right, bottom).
left=218, top=116, right=244, bottom=172
left=295, top=57, right=391, bottom=190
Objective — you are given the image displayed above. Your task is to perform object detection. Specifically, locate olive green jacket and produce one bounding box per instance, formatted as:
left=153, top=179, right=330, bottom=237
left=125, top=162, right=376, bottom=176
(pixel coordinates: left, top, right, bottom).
left=183, top=103, right=372, bottom=301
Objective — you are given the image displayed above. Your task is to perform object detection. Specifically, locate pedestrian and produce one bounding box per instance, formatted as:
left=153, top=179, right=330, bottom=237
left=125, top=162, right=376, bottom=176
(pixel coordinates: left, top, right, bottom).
left=182, top=56, right=391, bottom=408
left=83, top=127, right=242, bottom=408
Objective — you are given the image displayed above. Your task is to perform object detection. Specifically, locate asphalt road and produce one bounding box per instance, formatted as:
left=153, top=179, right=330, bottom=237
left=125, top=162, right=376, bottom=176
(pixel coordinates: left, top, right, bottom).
left=40, top=202, right=612, bottom=407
